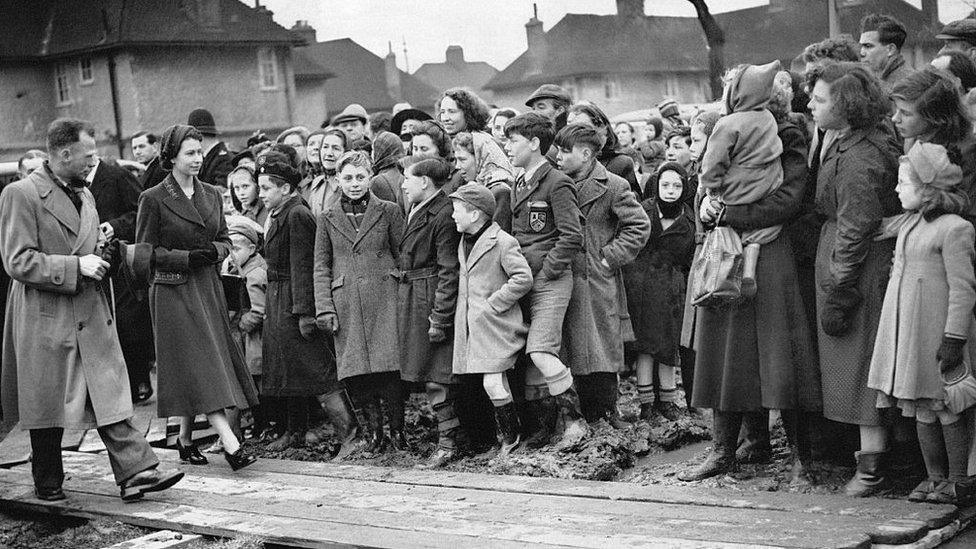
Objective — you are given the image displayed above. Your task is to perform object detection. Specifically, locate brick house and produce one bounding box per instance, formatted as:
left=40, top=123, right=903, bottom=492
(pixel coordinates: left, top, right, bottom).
left=484, top=0, right=943, bottom=117
left=0, top=0, right=320, bottom=162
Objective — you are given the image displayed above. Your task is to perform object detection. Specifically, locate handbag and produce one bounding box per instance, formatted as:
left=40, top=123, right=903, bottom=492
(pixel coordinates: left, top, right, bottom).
left=941, top=361, right=976, bottom=415
left=690, top=226, right=744, bottom=308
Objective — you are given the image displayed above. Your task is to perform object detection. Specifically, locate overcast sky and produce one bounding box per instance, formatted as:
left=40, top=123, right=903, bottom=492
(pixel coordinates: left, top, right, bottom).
left=250, top=0, right=973, bottom=73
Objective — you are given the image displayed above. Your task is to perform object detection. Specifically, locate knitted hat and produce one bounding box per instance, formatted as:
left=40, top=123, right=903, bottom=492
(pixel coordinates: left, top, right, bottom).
left=657, top=99, right=680, bottom=119
left=331, top=103, right=368, bottom=126
left=525, top=84, right=572, bottom=108
left=187, top=108, right=218, bottom=136
left=449, top=183, right=496, bottom=219
left=902, top=141, right=963, bottom=190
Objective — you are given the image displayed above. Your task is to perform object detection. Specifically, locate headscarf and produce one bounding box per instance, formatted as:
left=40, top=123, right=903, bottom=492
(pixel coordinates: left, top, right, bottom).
left=902, top=141, right=963, bottom=190
left=159, top=124, right=201, bottom=171
left=470, top=131, right=515, bottom=186
left=653, top=162, right=692, bottom=219
left=371, top=131, right=404, bottom=173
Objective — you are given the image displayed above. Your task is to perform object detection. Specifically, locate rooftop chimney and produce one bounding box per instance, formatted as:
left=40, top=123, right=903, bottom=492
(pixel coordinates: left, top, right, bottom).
left=921, top=0, right=940, bottom=27
left=615, top=0, right=644, bottom=18
left=385, top=42, right=403, bottom=103
left=291, top=20, right=316, bottom=44
left=446, top=45, right=464, bottom=67
left=253, top=4, right=273, bottom=23
left=525, top=4, right=547, bottom=76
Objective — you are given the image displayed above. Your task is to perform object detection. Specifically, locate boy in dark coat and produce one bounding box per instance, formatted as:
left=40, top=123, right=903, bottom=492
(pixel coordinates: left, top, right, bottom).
left=503, top=113, right=586, bottom=448
left=554, top=124, right=650, bottom=427
left=397, top=157, right=463, bottom=467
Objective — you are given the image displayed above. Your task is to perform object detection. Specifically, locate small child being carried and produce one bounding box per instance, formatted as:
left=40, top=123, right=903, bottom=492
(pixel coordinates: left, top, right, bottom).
left=699, top=61, right=785, bottom=298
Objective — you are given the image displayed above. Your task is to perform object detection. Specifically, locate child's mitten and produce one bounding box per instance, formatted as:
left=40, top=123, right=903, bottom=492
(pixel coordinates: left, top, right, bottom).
left=938, top=336, right=966, bottom=373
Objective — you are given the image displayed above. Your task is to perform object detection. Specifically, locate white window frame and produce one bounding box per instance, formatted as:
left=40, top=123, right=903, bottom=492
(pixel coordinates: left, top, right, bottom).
left=79, top=57, right=94, bottom=85
left=55, top=63, right=72, bottom=105
left=258, top=48, right=279, bottom=90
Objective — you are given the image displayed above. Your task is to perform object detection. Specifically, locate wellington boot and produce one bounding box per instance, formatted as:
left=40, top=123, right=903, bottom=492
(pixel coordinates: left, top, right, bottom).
left=553, top=387, right=588, bottom=450
left=523, top=399, right=557, bottom=449
left=678, top=411, right=740, bottom=481
left=639, top=402, right=657, bottom=422
left=362, top=399, right=388, bottom=454
left=844, top=451, right=886, bottom=497
left=653, top=401, right=683, bottom=422
left=494, top=403, right=522, bottom=457
left=736, top=411, right=772, bottom=464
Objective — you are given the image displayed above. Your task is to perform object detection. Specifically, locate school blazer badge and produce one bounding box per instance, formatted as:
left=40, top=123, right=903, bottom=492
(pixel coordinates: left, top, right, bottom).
left=529, top=201, right=548, bottom=232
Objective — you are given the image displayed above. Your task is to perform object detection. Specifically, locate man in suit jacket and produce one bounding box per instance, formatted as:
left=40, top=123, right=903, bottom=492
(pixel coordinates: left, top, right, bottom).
left=87, top=157, right=155, bottom=403
left=132, top=131, right=166, bottom=190
left=0, top=118, right=182, bottom=501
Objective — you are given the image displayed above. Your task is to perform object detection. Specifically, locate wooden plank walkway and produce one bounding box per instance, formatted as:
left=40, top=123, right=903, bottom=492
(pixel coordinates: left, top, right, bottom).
left=0, top=449, right=963, bottom=548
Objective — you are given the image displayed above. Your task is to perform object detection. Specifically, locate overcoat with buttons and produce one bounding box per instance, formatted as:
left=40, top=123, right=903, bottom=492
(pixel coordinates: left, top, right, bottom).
left=562, top=163, right=650, bottom=375
left=136, top=175, right=259, bottom=418
left=396, top=191, right=461, bottom=385
left=314, top=194, right=404, bottom=381
left=0, top=168, right=133, bottom=429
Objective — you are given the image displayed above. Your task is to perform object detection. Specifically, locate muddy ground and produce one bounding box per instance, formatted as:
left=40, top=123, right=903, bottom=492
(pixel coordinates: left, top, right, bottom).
left=0, top=376, right=924, bottom=548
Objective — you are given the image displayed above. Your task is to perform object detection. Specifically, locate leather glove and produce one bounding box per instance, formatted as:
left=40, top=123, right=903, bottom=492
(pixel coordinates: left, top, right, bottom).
left=100, top=238, right=123, bottom=278
left=239, top=312, right=262, bottom=334
left=820, top=285, right=861, bottom=337
left=188, top=245, right=218, bottom=268
left=298, top=315, right=317, bottom=340
left=428, top=325, right=447, bottom=343
left=937, top=336, right=966, bottom=373
left=316, top=312, right=339, bottom=334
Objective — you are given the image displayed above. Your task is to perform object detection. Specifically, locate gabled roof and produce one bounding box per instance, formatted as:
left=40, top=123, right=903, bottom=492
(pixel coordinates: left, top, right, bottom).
left=293, top=50, right=334, bottom=81
left=485, top=0, right=940, bottom=91
left=0, top=0, right=303, bottom=61
left=413, top=60, right=499, bottom=94
left=298, top=38, right=439, bottom=116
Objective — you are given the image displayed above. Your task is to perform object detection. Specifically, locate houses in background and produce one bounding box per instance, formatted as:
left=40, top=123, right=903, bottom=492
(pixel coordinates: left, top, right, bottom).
left=0, top=0, right=314, bottom=162
left=484, top=0, right=943, bottom=117
left=413, top=46, right=499, bottom=104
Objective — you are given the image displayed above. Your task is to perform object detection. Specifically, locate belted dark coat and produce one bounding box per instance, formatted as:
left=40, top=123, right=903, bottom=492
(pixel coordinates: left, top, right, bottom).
left=396, top=191, right=461, bottom=385
left=313, top=194, right=404, bottom=381
left=262, top=195, right=337, bottom=397
left=136, top=175, right=259, bottom=417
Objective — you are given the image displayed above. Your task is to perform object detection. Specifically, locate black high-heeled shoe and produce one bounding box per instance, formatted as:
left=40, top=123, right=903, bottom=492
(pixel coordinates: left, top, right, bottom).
left=224, top=447, right=257, bottom=471
left=176, top=440, right=208, bottom=465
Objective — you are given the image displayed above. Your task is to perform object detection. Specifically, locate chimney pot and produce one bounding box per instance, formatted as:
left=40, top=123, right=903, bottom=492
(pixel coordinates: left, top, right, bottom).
left=525, top=5, right=547, bottom=76
left=385, top=48, right=403, bottom=103
left=446, top=45, right=464, bottom=67
left=291, top=20, right=316, bottom=44
left=615, top=0, right=644, bottom=19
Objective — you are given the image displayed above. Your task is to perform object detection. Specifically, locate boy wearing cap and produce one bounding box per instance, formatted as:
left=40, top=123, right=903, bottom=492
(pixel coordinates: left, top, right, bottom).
left=450, top=184, right=534, bottom=456
left=525, top=84, right=571, bottom=168
left=223, top=216, right=270, bottom=441
left=503, top=112, right=586, bottom=449
left=331, top=104, right=372, bottom=153
left=554, top=124, right=650, bottom=428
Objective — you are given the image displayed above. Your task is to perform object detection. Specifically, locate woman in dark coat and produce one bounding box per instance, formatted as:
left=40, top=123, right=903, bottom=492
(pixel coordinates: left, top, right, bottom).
left=397, top=157, right=463, bottom=468
left=808, top=63, right=901, bottom=496
left=370, top=131, right=406, bottom=212
left=678, top=94, right=821, bottom=483
left=256, top=154, right=338, bottom=451
left=568, top=103, right=642, bottom=196
left=623, top=163, right=695, bottom=421
left=135, top=124, right=258, bottom=471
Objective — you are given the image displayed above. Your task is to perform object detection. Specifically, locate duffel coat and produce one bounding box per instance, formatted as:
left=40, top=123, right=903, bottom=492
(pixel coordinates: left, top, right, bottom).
left=396, top=191, right=461, bottom=385
left=136, top=175, right=259, bottom=417
left=563, top=163, right=650, bottom=375
left=868, top=213, right=976, bottom=401
left=262, top=195, right=336, bottom=396
left=0, top=168, right=132, bottom=429
left=453, top=222, right=533, bottom=374
left=314, top=194, right=403, bottom=380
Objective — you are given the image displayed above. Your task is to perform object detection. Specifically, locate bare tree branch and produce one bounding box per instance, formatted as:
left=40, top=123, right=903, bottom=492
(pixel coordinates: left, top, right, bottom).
left=687, top=0, right=725, bottom=100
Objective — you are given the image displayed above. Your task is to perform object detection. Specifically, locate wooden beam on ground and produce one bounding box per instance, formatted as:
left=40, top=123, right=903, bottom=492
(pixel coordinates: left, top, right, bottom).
left=3, top=451, right=962, bottom=548
left=99, top=529, right=201, bottom=549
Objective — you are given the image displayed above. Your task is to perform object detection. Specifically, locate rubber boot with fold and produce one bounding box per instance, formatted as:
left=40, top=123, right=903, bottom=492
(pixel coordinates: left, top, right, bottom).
left=494, top=403, right=522, bottom=457
left=678, top=411, right=740, bottom=481
left=362, top=398, right=387, bottom=454
left=418, top=399, right=460, bottom=469
left=927, top=420, right=972, bottom=505
left=845, top=451, right=886, bottom=497
left=909, top=421, right=947, bottom=502
left=523, top=398, right=557, bottom=449
left=317, top=389, right=362, bottom=459
left=553, top=387, right=588, bottom=450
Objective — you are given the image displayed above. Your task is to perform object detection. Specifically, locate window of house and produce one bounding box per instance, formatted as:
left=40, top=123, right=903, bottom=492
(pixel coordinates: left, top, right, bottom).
left=79, top=58, right=94, bottom=84
left=665, top=75, right=680, bottom=100
left=55, top=63, right=71, bottom=104
left=258, top=48, right=278, bottom=90
left=603, top=77, right=620, bottom=100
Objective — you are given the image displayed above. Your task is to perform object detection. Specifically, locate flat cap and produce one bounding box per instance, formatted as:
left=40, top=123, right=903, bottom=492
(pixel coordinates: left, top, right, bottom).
left=331, top=103, right=368, bottom=126
left=226, top=215, right=263, bottom=245
left=449, top=183, right=496, bottom=219
left=936, top=19, right=976, bottom=46
left=525, top=84, right=571, bottom=108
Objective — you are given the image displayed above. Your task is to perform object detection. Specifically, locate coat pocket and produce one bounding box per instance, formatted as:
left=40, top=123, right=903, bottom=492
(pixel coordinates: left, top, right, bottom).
left=331, top=275, right=345, bottom=290
left=38, top=291, right=58, bottom=318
